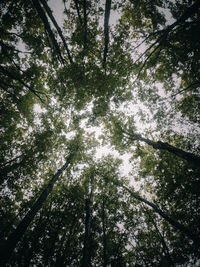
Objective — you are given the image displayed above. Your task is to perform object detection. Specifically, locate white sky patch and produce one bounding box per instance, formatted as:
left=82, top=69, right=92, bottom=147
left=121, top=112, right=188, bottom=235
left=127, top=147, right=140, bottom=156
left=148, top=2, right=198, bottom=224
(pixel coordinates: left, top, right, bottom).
left=49, top=0, right=65, bottom=26
left=33, top=103, right=45, bottom=113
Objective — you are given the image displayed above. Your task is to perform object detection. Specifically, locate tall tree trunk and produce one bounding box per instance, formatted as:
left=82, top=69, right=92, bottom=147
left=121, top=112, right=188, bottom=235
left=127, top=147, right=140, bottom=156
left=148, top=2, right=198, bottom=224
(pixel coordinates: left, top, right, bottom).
left=83, top=0, right=87, bottom=52
left=135, top=0, right=200, bottom=79
left=121, top=185, right=200, bottom=246
left=0, top=152, right=75, bottom=266
left=81, top=170, right=95, bottom=267
left=102, top=195, right=108, bottom=267
left=144, top=207, right=175, bottom=267
left=103, top=0, right=112, bottom=70
left=23, top=203, right=52, bottom=267
left=73, top=0, right=83, bottom=25
left=124, top=130, right=200, bottom=168
left=31, top=0, right=65, bottom=64
left=167, top=0, right=200, bottom=31
left=39, top=0, right=73, bottom=64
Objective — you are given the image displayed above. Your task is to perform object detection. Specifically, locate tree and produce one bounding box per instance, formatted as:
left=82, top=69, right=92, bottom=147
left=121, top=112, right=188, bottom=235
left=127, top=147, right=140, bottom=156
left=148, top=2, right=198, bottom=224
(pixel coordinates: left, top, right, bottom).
left=1, top=0, right=200, bottom=266
left=81, top=168, right=95, bottom=267
left=0, top=150, right=76, bottom=265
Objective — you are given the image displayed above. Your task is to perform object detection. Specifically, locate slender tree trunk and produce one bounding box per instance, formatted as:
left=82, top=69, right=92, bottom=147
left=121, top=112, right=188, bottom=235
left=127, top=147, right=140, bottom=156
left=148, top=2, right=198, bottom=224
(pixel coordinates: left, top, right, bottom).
left=103, top=0, right=112, bottom=70
left=135, top=0, right=200, bottom=79
left=122, top=185, right=200, bottom=246
left=144, top=208, right=175, bottom=267
left=39, top=0, right=73, bottom=64
left=168, top=0, right=200, bottom=31
left=31, top=0, right=65, bottom=64
left=124, top=130, right=200, bottom=168
left=83, top=0, right=87, bottom=51
left=0, top=154, right=22, bottom=168
left=102, top=195, right=108, bottom=267
left=0, top=152, right=75, bottom=266
left=81, top=170, right=95, bottom=267
left=73, top=0, right=83, bottom=25
left=24, top=205, right=52, bottom=267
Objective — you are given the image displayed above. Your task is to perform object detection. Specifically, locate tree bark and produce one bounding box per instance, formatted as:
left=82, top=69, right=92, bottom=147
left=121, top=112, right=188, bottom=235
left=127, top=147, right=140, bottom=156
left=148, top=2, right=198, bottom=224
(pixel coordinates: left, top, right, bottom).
left=23, top=205, right=52, bottom=267
left=0, top=152, right=75, bottom=266
left=39, top=0, right=73, bottom=64
left=81, top=170, right=95, bottom=267
left=83, top=0, right=87, bottom=51
left=122, top=185, right=200, bottom=246
left=103, top=0, right=112, bottom=70
left=73, top=0, right=83, bottom=25
left=102, top=195, right=108, bottom=267
left=144, top=208, right=175, bottom=267
left=124, top=130, right=200, bottom=168
left=31, top=0, right=65, bottom=64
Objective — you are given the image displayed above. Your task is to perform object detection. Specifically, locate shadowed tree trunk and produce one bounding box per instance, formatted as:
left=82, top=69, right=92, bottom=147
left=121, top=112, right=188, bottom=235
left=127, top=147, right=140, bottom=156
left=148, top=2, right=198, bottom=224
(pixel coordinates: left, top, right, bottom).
left=102, top=195, right=108, bottom=267
left=31, top=0, right=65, bottom=64
left=144, top=207, right=175, bottom=267
left=121, top=185, right=200, bottom=246
left=39, top=0, right=73, bottom=64
left=0, top=152, right=75, bottom=266
left=73, top=0, right=83, bottom=25
left=103, top=0, right=111, bottom=70
left=81, top=169, right=95, bottom=267
left=123, top=130, right=200, bottom=168
left=23, top=203, right=52, bottom=267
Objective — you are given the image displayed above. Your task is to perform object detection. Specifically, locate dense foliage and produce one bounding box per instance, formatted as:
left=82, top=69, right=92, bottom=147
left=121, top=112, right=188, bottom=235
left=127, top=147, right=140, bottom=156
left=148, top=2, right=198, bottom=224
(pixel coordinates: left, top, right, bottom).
left=0, top=0, right=200, bottom=266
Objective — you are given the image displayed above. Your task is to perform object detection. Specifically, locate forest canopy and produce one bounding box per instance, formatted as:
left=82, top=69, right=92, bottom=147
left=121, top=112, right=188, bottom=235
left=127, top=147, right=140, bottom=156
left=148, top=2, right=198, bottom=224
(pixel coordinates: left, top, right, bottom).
left=0, top=0, right=200, bottom=266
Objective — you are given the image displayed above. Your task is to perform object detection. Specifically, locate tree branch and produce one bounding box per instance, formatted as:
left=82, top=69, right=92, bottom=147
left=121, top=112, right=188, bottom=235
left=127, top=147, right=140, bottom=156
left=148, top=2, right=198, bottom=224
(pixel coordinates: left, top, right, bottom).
left=134, top=0, right=200, bottom=78
left=0, top=65, right=45, bottom=104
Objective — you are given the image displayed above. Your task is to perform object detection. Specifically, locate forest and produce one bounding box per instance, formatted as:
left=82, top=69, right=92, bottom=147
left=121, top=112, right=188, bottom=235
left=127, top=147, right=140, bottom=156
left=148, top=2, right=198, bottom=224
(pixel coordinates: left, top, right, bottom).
left=0, top=0, right=200, bottom=266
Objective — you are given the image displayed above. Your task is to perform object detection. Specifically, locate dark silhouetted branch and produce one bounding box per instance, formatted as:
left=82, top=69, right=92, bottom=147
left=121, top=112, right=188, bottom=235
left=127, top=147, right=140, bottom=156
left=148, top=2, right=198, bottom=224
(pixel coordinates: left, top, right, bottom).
left=0, top=65, right=45, bottom=103
left=134, top=0, right=200, bottom=79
